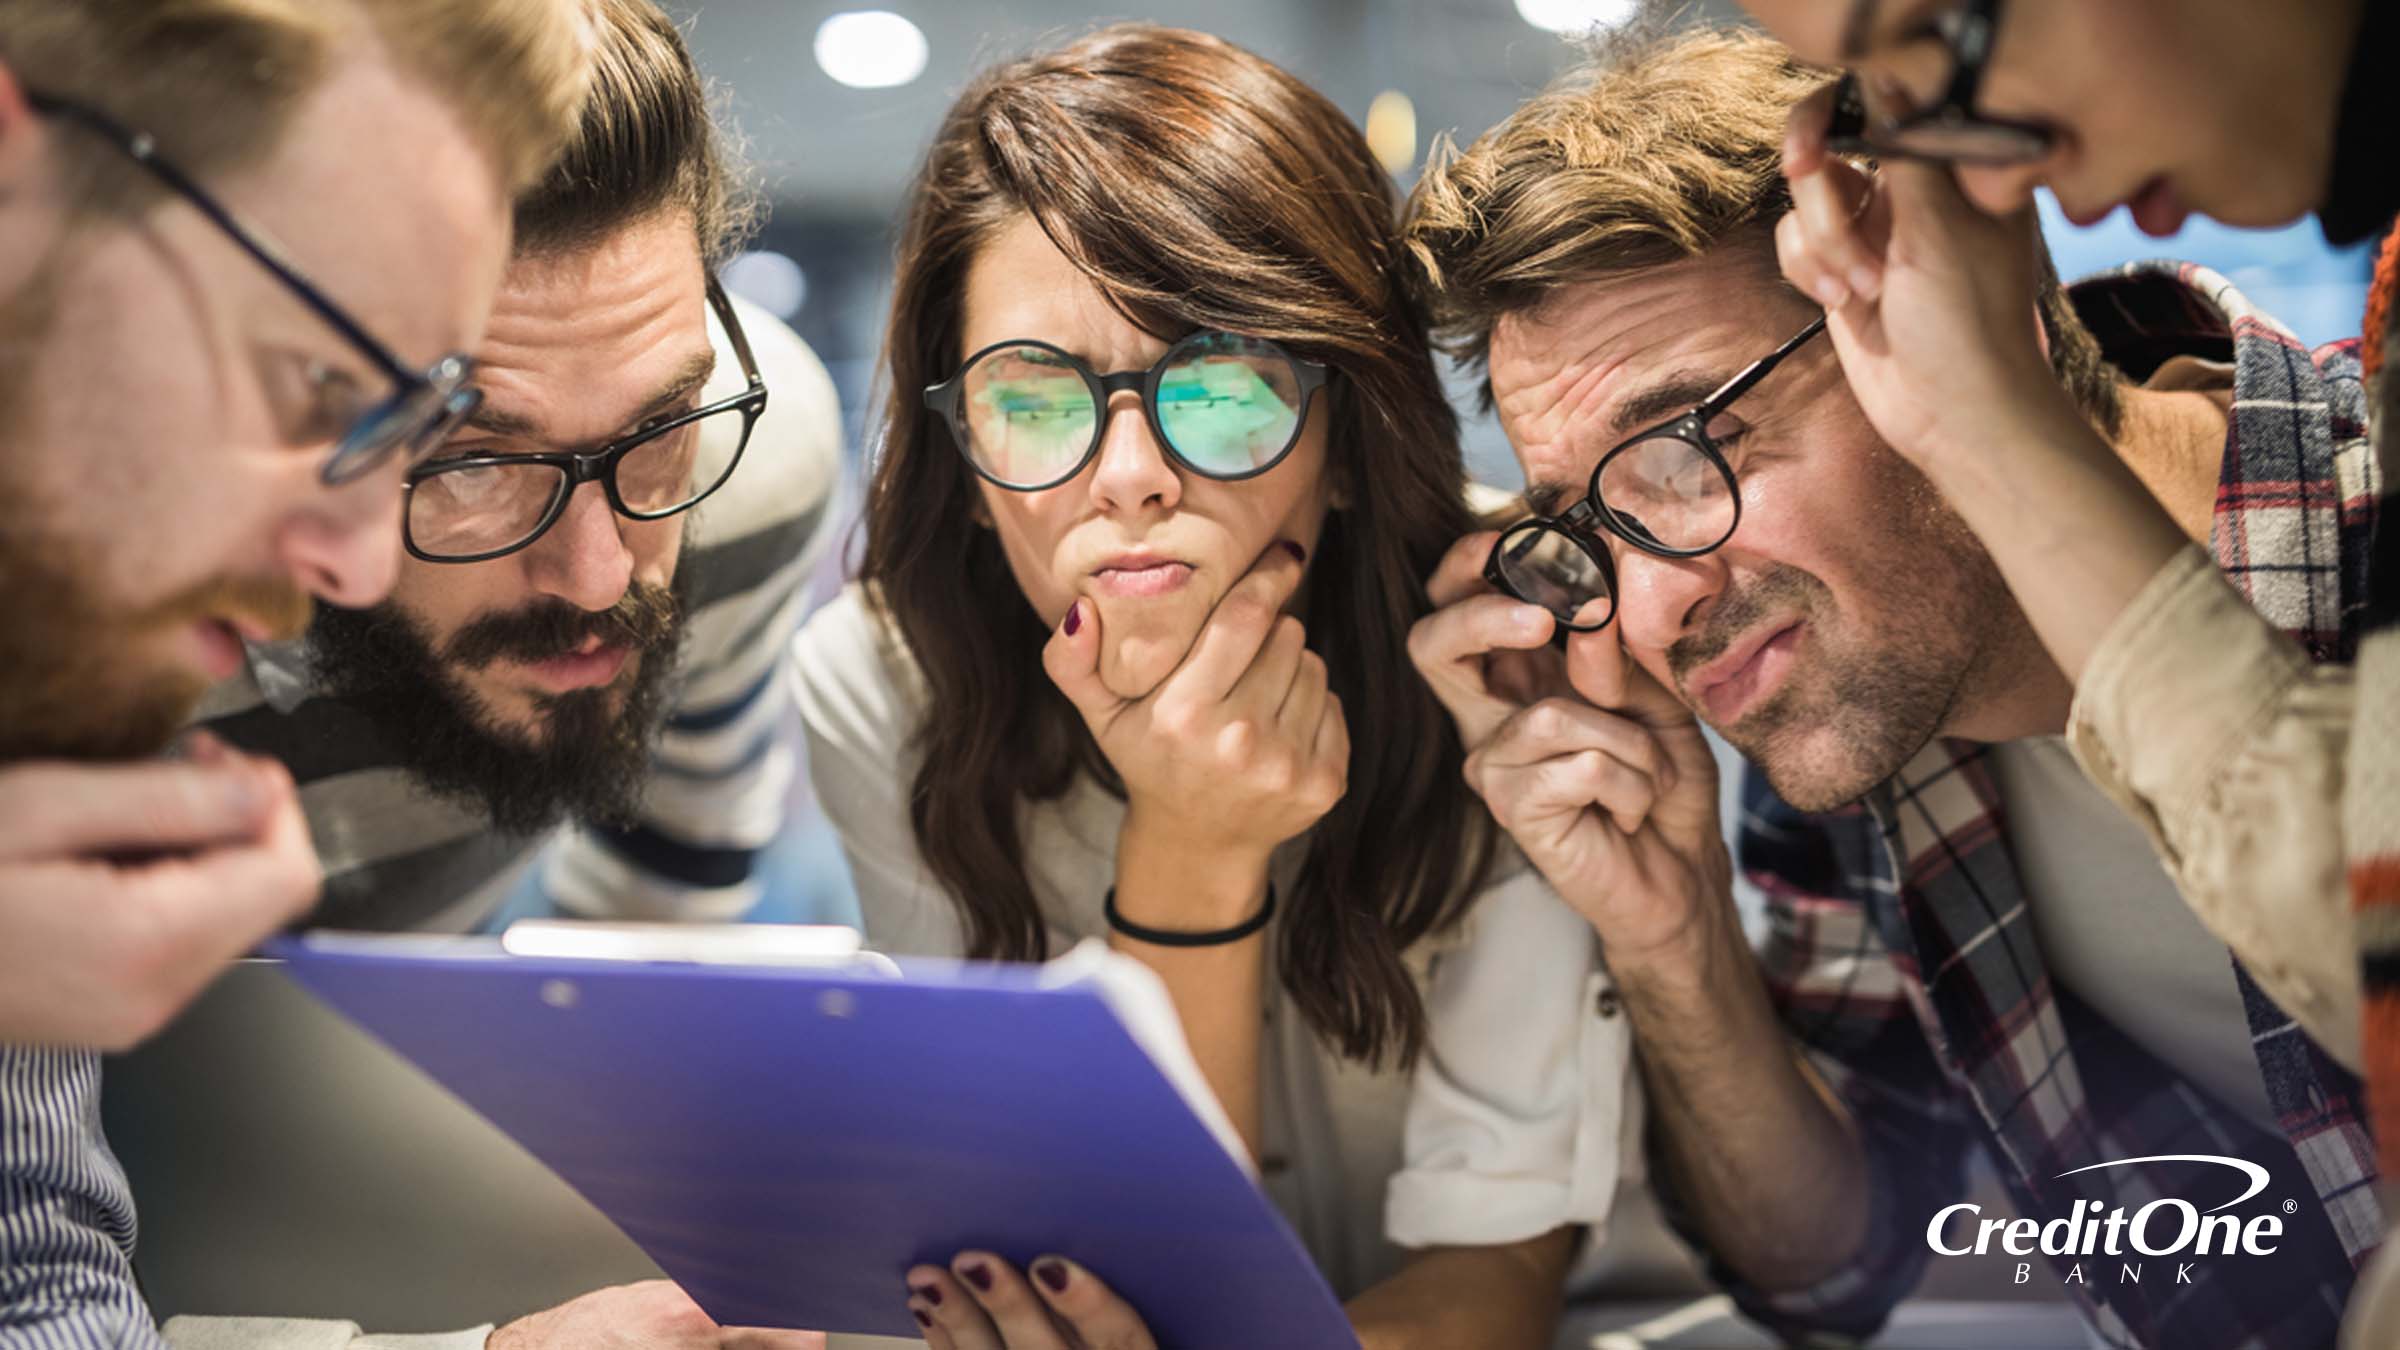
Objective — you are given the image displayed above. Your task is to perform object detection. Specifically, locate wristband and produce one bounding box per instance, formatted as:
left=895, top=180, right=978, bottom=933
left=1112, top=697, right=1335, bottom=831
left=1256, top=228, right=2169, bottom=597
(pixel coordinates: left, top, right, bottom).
left=1103, top=883, right=1277, bottom=948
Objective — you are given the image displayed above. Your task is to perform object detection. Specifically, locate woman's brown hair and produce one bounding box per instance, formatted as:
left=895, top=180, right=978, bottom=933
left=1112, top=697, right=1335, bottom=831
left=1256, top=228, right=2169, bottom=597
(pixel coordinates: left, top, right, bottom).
left=864, top=23, right=1494, bottom=1068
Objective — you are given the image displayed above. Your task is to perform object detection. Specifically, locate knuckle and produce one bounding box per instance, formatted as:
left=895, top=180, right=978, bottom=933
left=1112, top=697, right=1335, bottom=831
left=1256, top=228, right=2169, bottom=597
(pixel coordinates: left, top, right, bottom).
left=1217, top=591, right=1273, bottom=631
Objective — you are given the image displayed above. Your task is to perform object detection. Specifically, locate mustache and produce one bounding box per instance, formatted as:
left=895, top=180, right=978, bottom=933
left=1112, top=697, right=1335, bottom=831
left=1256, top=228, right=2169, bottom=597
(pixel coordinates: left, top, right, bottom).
left=152, top=573, right=315, bottom=640
left=440, top=582, right=681, bottom=669
left=1666, top=564, right=1826, bottom=687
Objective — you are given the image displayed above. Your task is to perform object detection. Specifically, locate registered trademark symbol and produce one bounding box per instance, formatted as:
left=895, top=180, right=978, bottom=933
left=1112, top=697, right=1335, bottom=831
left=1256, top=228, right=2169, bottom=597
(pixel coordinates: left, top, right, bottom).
left=2284, top=1199, right=2299, bottom=1215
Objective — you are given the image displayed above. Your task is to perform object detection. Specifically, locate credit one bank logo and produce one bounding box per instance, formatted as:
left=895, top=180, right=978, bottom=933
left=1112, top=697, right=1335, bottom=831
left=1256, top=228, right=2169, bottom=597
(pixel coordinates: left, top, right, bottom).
left=1925, top=1155, right=2290, bottom=1286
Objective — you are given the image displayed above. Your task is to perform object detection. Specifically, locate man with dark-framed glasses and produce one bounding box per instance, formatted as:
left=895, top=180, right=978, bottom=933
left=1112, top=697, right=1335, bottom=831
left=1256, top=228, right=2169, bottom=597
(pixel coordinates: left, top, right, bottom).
left=1402, top=22, right=2377, bottom=1350
left=0, top=0, right=587, bottom=1057
left=189, top=6, right=841, bottom=944
left=2, top=3, right=841, bottom=1347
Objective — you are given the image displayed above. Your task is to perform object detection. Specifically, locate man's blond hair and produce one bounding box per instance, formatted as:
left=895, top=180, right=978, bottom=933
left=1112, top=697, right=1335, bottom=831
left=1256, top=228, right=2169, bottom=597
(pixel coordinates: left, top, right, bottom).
left=0, top=0, right=592, bottom=206
left=1404, top=23, right=2122, bottom=433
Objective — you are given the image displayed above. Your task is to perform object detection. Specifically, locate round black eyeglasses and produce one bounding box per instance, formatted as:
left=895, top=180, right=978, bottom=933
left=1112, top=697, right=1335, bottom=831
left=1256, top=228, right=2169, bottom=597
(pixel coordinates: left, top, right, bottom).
left=1825, top=0, right=2054, bottom=167
left=1485, top=315, right=1828, bottom=635
left=401, top=279, right=769, bottom=564
left=27, top=93, right=482, bottom=485
left=925, top=330, right=1330, bottom=492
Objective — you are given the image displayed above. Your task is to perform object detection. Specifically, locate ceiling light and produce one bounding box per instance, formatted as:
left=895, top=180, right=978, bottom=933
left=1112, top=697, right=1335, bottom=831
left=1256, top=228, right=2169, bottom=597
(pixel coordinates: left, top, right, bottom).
left=814, top=10, right=928, bottom=90
left=1514, top=0, right=1639, bottom=33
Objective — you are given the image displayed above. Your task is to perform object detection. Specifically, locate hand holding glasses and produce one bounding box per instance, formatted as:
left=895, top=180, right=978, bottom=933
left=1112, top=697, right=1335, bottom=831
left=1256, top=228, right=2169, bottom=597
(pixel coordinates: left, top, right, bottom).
left=1822, top=0, right=2052, bottom=167
left=401, top=279, right=769, bottom=563
left=925, top=330, right=1328, bottom=491
left=1485, top=316, right=1827, bottom=634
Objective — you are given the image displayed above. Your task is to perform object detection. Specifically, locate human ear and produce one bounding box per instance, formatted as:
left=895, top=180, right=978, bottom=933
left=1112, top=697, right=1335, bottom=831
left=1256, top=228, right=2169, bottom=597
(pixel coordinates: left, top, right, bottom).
left=0, top=58, right=47, bottom=198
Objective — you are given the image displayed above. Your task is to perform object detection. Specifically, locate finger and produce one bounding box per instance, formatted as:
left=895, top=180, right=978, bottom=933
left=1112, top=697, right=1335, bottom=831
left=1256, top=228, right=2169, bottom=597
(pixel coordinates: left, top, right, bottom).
left=719, top=1329, right=827, bottom=1350
left=1777, top=211, right=1848, bottom=319
left=911, top=1265, right=1000, bottom=1350
left=1226, top=614, right=1309, bottom=719
left=1405, top=593, right=1557, bottom=740
left=1310, top=694, right=1349, bottom=776
left=1041, top=599, right=1118, bottom=727
left=1028, top=1258, right=1158, bottom=1350
left=1169, top=541, right=1308, bottom=701
left=104, top=778, right=321, bottom=1018
left=952, top=1253, right=1071, bottom=1350
left=1562, top=625, right=1691, bottom=731
left=1276, top=649, right=1329, bottom=736
left=1480, top=747, right=1663, bottom=837
left=0, top=757, right=278, bottom=861
left=1424, top=529, right=1503, bottom=607
left=1781, top=79, right=1840, bottom=179
left=1473, top=698, right=1677, bottom=795
left=1784, top=156, right=1885, bottom=306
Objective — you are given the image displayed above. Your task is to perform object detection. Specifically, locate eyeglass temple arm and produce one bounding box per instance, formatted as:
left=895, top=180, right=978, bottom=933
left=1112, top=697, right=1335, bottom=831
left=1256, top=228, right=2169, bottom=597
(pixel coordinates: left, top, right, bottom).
left=26, top=94, right=415, bottom=385
left=1701, top=314, right=1830, bottom=414
left=1941, top=0, right=2000, bottom=110
left=705, top=277, right=766, bottom=389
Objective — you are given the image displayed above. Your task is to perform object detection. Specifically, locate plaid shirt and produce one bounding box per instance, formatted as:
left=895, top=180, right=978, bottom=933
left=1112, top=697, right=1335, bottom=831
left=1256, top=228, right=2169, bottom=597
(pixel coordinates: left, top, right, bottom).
left=1699, top=264, right=2385, bottom=1349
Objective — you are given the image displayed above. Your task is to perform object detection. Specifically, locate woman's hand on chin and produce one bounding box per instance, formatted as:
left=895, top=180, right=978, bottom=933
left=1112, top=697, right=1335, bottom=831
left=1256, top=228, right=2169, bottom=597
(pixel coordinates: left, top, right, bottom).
left=905, top=1253, right=1157, bottom=1350
left=1045, top=539, right=1347, bottom=877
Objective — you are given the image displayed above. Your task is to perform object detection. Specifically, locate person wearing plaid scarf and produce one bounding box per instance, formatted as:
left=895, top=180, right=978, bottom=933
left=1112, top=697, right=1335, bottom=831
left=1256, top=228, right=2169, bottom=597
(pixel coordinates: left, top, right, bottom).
left=1402, top=16, right=2387, bottom=1347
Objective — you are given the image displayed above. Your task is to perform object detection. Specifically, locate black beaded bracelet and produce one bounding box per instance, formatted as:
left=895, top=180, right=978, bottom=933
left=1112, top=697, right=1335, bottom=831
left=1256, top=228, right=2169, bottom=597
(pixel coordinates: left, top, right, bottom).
left=1104, top=883, right=1277, bottom=948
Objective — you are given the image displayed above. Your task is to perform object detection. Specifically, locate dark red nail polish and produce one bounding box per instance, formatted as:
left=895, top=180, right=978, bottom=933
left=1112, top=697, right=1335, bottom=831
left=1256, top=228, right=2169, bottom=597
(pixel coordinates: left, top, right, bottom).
left=962, top=1262, right=994, bottom=1292
left=1281, top=539, right=1307, bottom=564
left=913, top=1308, right=933, bottom=1328
left=1034, top=1259, right=1070, bottom=1294
left=1064, top=602, right=1082, bottom=636
left=910, top=1284, right=941, bottom=1306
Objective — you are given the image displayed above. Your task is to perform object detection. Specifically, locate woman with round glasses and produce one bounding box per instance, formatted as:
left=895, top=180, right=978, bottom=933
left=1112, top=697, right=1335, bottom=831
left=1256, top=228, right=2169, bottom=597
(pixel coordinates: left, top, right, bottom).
left=794, top=24, right=1636, bottom=1349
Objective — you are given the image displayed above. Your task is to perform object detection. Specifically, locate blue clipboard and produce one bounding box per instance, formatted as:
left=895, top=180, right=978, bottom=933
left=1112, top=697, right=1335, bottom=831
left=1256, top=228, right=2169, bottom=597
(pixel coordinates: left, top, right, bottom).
left=264, top=932, right=1358, bottom=1348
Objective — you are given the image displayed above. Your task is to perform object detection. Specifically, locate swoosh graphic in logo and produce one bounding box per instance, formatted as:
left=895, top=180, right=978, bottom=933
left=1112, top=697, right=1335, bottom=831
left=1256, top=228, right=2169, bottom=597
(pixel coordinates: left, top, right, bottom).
left=2053, top=1154, right=2271, bottom=1213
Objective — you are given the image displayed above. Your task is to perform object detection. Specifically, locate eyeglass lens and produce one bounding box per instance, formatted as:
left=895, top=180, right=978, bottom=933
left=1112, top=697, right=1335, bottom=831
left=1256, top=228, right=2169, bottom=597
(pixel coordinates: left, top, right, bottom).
left=956, top=333, right=1308, bottom=488
left=1492, top=523, right=1615, bottom=632
left=1596, top=434, right=1740, bottom=553
left=406, top=407, right=728, bottom=560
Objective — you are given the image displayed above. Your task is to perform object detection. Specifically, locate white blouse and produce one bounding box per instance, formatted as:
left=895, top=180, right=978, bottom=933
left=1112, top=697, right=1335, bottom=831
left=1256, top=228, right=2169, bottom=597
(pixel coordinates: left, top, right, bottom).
left=791, top=586, right=1640, bottom=1297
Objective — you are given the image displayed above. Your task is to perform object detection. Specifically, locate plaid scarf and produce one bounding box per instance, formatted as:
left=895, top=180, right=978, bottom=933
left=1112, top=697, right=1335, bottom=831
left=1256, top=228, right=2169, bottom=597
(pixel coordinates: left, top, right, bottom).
left=2354, top=224, right=2400, bottom=1187
left=1707, top=264, right=2382, bottom=1349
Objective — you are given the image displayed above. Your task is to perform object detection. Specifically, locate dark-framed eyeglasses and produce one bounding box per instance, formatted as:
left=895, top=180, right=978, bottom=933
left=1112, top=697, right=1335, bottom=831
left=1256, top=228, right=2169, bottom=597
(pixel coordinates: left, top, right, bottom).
left=401, top=278, right=769, bottom=564
left=1824, top=0, right=2053, bottom=166
left=1485, top=315, right=1829, bottom=635
left=26, top=92, right=482, bottom=486
left=924, top=330, right=1330, bottom=492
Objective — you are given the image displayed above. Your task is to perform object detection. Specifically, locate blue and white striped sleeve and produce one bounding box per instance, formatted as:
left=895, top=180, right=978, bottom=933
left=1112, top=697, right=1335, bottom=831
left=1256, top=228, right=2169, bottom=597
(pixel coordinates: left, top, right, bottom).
left=539, top=298, right=845, bottom=924
left=0, top=1046, right=163, bottom=1349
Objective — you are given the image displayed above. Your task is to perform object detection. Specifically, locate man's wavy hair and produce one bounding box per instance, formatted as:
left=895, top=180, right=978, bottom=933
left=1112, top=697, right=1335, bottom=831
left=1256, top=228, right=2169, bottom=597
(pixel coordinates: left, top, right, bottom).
left=512, top=0, right=759, bottom=267
left=1403, top=22, right=2121, bottom=433
left=862, top=23, right=1497, bottom=1069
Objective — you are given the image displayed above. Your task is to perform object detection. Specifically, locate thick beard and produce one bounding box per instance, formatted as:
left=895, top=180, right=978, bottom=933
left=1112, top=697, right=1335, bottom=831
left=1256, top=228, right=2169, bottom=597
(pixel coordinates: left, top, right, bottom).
left=1672, top=458, right=2011, bottom=813
left=305, top=580, right=689, bottom=836
left=0, top=308, right=313, bottom=762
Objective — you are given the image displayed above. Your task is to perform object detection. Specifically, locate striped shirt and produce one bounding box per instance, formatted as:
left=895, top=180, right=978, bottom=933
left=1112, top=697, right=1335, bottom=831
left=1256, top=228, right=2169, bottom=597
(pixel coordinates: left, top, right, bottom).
left=0, top=295, right=844, bottom=1347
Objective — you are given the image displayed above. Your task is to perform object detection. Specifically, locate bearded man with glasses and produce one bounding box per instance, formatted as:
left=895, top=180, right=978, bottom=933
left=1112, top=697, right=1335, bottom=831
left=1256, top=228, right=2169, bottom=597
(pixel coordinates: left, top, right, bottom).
left=0, top=0, right=589, bottom=1045
left=1402, top=23, right=2379, bottom=1350
left=1, top=3, right=840, bottom=1347
left=194, top=2, right=840, bottom=940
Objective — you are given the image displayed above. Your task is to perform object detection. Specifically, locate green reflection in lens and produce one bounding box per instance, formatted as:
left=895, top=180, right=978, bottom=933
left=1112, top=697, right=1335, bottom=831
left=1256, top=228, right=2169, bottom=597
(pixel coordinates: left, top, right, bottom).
left=1157, top=359, right=1296, bottom=472
left=968, top=367, right=1094, bottom=483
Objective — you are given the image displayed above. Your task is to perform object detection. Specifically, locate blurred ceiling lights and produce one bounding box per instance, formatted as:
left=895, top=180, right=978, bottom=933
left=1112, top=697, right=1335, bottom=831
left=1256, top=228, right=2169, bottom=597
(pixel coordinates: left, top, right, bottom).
left=723, top=249, right=808, bottom=319
left=813, top=10, right=929, bottom=89
left=1365, top=90, right=1418, bottom=175
left=1513, top=0, right=1638, bottom=33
